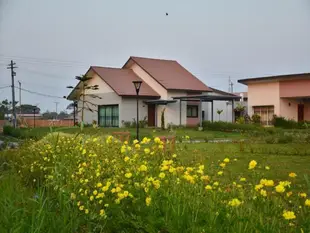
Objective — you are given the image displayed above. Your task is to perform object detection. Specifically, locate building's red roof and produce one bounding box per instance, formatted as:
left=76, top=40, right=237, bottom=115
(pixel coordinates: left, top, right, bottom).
left=125, top=56, right=212, bottom=92
left=91, top=66, right=160, bottom=97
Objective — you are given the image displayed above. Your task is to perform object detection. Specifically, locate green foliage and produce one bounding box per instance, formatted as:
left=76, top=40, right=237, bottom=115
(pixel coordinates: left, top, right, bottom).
left=251, top=114, right=261, bottom=124
left=202, top=121, right=259, bottom=132
left=161, top=108, right=166, bottom=130
left=3, top=125, right=21, bottom=138
left=236, top=116, right=245, bottom=124
left=273, top=116, right=310, bottom=129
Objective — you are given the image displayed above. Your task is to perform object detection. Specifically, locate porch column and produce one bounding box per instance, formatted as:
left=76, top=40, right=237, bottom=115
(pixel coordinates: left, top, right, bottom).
left=199, top=99, right=202, bottom=127
left=232, top=100, right=235, bottom=123
left=179, top=100, right=182, bottom=126
left=211, top=100, right=214, bottom=122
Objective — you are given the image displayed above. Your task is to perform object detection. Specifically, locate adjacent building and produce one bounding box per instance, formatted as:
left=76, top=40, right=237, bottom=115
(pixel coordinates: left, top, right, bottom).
left=238, top=73, right=310, bottom=124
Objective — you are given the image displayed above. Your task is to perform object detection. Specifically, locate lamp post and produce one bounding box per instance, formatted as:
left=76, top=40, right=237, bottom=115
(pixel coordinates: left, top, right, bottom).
left=33, top=107, right=36, bottom=128
left=132, top=80, right=142, bottom=141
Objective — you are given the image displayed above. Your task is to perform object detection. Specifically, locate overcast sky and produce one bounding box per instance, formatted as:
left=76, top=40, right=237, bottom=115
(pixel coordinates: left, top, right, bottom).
left=0, top=0, right=310, bottom=112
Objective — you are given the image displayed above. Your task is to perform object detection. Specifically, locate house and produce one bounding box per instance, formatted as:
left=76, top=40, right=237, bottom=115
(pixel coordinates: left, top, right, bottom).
left=67, top=56, right=239, bottom=127
left=238, top=73, right=310, bottom=125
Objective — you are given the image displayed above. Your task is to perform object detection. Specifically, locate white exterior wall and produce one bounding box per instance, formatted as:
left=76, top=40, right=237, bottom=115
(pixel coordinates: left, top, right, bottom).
left=202, top=101, right=233, bottom=122
left=77, top=72, right=122, bottom=125
left=129, top=63, right=168, bottom=99
left=120, top=98, right=148, bottom=126
left=165, top=91, right=187, bottom=127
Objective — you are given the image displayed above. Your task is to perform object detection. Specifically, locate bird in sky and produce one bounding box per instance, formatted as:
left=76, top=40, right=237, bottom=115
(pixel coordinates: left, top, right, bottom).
left=166, top=12, right=168, bottom=16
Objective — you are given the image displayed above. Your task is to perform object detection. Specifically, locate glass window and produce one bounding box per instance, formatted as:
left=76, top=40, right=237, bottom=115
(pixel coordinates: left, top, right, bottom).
left=187, top=105, right=198, bottom=118
left=253, top=106, right=274, bottom=125
left=98, top=105, right=119, bottom=127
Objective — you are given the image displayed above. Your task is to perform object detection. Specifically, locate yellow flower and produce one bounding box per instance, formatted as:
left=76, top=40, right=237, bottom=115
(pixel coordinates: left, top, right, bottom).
left=124, top=156, right=130, bottom=162
left=213, top=181, right=219, bottom=186
left=217, top=171, right=223, bottom=176
left=223, top=158, right=230, bottom=163
left=200, top=175, right=210, bottom=181
left=260, top=189, right=267, bottom=197
left=305, top=199, right=310, bottom=206
left=154, top=137, right=161, bottom=143
left=90, top=196, right=94, bottom=201
left=115, top=187, right=122, bottom=193
left=93, top=190, right=98, bottom=196
left=283, top=210, right=296, bottom=220
left=102, top=186, right=109, bottom=192
left=77, top=201, right=81, bottom=206
left=219, top=163, right=226, bottom=168
left=79, top=205, right=84, bottom=211
left=205, top=185, right=212, bottom=191
left=275, top=185, right=285, bottom=193
left=133, top=139, right=139, bottom=144
left=248, top=160, right=257, bottom=170
left=153, top=180, right=161, bottom=189
left=139, top=165, right=148, bottom=172
left=228, top=198, right=242, bottom=207
left=84, top=209, right=89, bottom=214
left=146, top=197, right=152, bottom=206
left=299, top=193, right=307, bottom=198
left=279, top=181, right=291, bottom=187
left=172, top=154, right=177, bottom=158
left=158, top=144, right=164, bottom=150
left=82, top=162, right=87, bottom=167
left=125, top=172, right=132, bottom=178
left=265, top=180, right=274, bottom=187
left=265, top=166, right=270, bottom=170
left=135, top=144, right=141, bottom=150
left=289, top=172, right=297, bottom=178
left=287, top=191, right=293, bottom=197
left=159, top=172, right=166, bottom=179
left=97, top=182, right=103, bottom=188
left=144, top=148, right=150, bottom=154
left=255, top=184, right=264, bottom=191
left=70, top=193, right=76, bottom=200
left=99, top=209, right=105, bottom=216
left=240, top=177, right=246, bottom=182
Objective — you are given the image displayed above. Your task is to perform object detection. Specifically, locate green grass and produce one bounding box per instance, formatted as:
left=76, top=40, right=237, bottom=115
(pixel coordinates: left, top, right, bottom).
left=178, top=143, right=310, bottom=189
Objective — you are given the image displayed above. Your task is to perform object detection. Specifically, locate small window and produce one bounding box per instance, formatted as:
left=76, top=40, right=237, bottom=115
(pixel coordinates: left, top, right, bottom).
left=253, top=105, right=274, bottom=125
left=187, top=105, right=198, bottom=118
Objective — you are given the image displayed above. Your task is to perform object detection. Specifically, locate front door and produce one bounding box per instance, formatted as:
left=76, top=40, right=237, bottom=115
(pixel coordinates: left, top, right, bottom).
left=298, top=104, right=304, bottom=122
left=148, top=104, right=156, bottom=127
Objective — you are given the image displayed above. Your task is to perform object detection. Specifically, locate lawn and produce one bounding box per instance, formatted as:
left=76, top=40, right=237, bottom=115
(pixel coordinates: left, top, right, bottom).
left=0, top=133, right=310, bottom=232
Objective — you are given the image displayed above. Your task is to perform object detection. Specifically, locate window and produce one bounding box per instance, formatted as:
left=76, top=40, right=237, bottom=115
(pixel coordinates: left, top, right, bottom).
left=98, top=105, right=119, bottom=127
left=253, top=106, right=274, bottom=125
left=187, top=105, right=198, bottom=118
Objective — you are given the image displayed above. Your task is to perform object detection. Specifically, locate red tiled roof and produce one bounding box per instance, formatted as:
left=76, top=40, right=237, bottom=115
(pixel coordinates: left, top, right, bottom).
left=91, top=66, right=160, bottom=97
left=125, top=56, right=212, bottom=92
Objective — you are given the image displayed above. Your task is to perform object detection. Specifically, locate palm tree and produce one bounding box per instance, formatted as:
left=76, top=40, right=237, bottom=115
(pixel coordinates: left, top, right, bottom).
left=217, top=109, right=223, bottom=121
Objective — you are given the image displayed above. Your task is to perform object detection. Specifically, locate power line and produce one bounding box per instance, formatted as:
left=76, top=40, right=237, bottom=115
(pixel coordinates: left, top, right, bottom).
left=16, top=86, right=64, bottom=99
left=0, top=85, right=10, bottom=89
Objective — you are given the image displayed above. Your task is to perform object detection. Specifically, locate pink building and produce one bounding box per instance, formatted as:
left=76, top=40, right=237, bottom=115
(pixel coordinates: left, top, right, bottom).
left=238, top=73, right=310, bottom=125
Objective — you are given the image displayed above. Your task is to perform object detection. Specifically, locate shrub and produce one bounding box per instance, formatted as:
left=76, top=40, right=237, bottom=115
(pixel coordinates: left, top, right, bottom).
left=251, top=114, right=261, bottom=124
left=3, top=125, right=22, bottom=138
left=201, top=121, right=259, bottom=132
left=265, top=136, right=276, bottom=144
left=9, top=133, right=310, bottom=232
left=236, top=116, right=245, bottom=124
left=277, top=134, right=293, bottom=144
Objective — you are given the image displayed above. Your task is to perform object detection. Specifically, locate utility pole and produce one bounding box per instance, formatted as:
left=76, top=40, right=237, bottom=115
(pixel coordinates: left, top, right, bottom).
left=7, top=60, right=17, bottom=128
left=228, top=76, right=231, bottom=93
left=54, top=101, right=59, bottom=119
left=18, top=81, right=21, bottom=116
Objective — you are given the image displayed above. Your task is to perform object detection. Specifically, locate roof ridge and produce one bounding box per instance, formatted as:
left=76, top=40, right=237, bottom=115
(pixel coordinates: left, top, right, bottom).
left=130, top=56, right=177, bottom=62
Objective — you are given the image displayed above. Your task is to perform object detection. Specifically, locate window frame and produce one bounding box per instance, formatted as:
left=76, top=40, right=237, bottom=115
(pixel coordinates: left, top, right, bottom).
left=253, top=105, right=274, bottom=125
left=98, top=104, right=119, bottom=127
left=187, top=105, right=199, bottom=118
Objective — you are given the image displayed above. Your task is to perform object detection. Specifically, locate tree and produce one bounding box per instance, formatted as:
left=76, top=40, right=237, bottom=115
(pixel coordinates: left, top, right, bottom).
left=65, top=75, right=101, bottom=130
left=217, top=109, right=223, bottom=121
left=0, top=99, right=18, bottom=119
left=16, top=104, right=40, bottom=114
left=42, top=111, right=57, bottom=119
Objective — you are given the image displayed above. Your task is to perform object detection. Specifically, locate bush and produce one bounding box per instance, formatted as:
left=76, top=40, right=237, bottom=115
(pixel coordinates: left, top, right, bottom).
left=236, top=117, right=245, bottom=124
left=8, top=133, right=310, bottom=232
left=265, top=136, right=276, bottom=144
left=201, top=121, right=259, bottom=132
left=272, top=116, right=310, bottom=129
left=3, top=125, right=22, bottom=138
left=277, top=134, right=293, bottom=144
left=251, top=114, right=261, bottom=124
